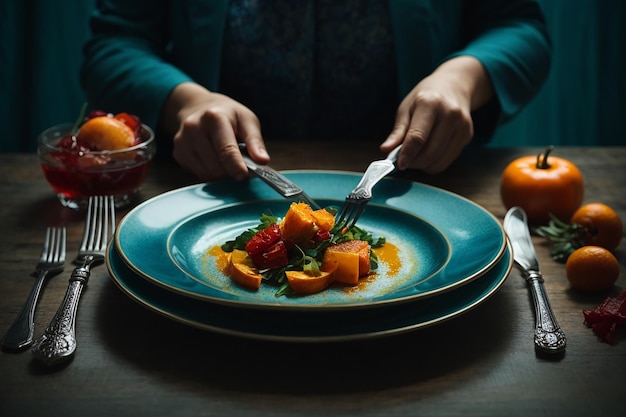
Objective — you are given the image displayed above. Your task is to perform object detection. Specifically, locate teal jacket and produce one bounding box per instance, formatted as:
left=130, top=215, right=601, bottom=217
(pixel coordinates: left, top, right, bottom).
left=82, top=0, right=550, bottom=142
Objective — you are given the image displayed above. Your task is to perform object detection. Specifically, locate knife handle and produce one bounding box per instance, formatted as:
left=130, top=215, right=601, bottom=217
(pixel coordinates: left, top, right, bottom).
left=526, top=271, right=566, bottom=353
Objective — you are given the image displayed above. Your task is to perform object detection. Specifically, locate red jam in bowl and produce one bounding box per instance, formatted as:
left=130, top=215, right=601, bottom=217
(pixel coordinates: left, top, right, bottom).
left=38, top=121, right=156, bottom=206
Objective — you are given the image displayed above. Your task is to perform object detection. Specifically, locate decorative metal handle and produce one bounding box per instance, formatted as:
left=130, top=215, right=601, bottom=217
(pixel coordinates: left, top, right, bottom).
left=31, top=265, right=92, bottom=366
left=349, top=145, right=401, bottom=200
left=350, top=160, right=396, bottom=200
left=526, top=271, right=567, bottom=353
left=1, top=271, right=49, bottom=351
left=252, top=165, right=303, bottom=196
left=239, top=147, right=320, bottom=209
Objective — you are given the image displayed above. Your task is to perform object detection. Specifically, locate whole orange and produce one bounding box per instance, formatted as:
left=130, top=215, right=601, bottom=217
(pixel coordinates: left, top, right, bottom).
left=76, top=116, right=136, bottom=151
left=565, top=246, right=620, bottom=292
left=571, top=203, right=623, bottom=251
left=500, top=147, right=584, bottom=225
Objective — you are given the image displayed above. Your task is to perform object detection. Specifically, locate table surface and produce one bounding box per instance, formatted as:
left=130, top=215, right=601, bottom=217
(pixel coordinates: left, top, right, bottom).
left=1, top=145, right=625, bottom=417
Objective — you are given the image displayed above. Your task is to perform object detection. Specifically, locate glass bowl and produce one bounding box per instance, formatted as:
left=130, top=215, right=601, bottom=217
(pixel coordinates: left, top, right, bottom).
left=37, top=122, right=156, bottom=210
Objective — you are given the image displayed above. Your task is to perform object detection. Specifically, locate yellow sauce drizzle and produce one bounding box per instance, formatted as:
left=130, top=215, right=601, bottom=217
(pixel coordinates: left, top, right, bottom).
left=209, top=245, right=229, bottom=274
left=372, top=242, right=401, bottom=276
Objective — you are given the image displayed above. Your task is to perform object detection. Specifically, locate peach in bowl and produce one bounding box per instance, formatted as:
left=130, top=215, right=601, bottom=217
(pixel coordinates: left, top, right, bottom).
left=37, top=111, right=156, bottom=210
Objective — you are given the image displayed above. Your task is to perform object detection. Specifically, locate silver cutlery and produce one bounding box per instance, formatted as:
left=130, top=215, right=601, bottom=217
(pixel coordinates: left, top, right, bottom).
left=1, top=227, right=66, bottom=351
left=239, top=143, right=320, bottom=209
left=32, top=196, right=115, bottom=366
left=503, top=206, right=566, bottom=354
left=336, top=145, right=402, bottom=231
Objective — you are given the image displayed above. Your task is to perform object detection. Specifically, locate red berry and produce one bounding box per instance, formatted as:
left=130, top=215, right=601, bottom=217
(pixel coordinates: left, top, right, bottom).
left=245, top=224, right=282, bottom=256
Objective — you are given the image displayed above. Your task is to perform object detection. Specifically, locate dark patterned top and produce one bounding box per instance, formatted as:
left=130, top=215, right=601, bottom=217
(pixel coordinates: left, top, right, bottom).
left=220, top=0, right=398, bottom=142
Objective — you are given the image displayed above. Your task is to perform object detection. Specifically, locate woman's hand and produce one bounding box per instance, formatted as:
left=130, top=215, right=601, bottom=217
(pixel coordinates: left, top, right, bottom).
left=381, top=56, right=494, bottom=174
left=161, top=82, right=270, bottom=181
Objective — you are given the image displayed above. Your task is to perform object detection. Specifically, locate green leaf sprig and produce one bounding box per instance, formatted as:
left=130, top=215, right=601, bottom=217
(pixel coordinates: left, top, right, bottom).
left=534, top=213, right=586, bottom=263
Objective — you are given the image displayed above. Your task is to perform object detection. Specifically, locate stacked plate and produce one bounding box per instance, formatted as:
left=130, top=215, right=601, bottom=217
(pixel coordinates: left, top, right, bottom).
left=106, top=171, right=512, bottom=342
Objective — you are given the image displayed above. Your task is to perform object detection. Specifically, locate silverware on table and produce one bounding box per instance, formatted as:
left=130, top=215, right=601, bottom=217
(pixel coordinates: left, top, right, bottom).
left=32, top=196, right=115, bottom=366
left=503, top=206, right=566, bottom=354
left=1, top=227, right=66, bottom=352
left=336, top=145, right=402, bottom=231
left=239, top=143, right=320, bottom=209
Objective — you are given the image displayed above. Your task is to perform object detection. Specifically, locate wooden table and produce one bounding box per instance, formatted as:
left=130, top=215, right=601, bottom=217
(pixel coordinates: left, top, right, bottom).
left=1, top=145, right=625, bottom=417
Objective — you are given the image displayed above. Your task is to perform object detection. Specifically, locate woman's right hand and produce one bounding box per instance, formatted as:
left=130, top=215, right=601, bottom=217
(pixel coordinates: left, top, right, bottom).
left=161, top=82, right=270, bottom=181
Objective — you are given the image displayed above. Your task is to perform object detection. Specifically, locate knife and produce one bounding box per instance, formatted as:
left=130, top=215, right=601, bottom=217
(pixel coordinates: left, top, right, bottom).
left=238, top=144, right=321, bottom=210
left=503, top=206, right=566, bottom=354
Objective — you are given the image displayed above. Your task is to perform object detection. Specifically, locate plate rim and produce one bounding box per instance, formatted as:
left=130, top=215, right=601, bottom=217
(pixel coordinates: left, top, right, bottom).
left=106, top=240, right=513, bottom=342
left=115, top=171, right=507, bottom=311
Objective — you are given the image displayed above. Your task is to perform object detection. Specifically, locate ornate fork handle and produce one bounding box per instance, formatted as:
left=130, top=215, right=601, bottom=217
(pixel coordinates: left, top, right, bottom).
left=350, top=160, right=396, bottom=200
left=349, top=146, right=401, bottom=200
left=525, top=271, right=566, bottom=353
left=32, top=256, right=100, bottom=366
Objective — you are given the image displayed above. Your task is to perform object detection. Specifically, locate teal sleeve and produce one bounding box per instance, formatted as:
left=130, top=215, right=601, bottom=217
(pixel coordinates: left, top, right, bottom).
left=80, top=0, right=193, bottom=131
left=450, top=0, right=551, bottom=140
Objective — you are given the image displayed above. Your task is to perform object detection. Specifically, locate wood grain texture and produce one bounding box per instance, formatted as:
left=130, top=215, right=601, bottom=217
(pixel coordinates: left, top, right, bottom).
left=0, top=146, right=624, bottom=417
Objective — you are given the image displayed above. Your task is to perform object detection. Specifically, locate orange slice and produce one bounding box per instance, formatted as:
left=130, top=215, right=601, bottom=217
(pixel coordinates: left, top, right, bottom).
left=285, top=268, right=336, bottom=295
left=322, top=240, right=370, bottom=284
left=228, top=249, right=262, bottom=290
left=77, top=116, right=136, bottom=151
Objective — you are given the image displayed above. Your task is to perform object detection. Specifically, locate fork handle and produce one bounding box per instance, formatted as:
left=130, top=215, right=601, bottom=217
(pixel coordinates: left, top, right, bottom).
left=352, top=160, right=397, bottom=199
left=1, top=271, right=49, bottom=351
left=31, top=266, right=90, bottom=366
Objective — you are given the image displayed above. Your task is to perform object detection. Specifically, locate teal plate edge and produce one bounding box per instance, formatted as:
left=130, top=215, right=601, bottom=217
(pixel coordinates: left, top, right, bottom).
left=115, top=171, right=507, bottom=311
left=106, top=240, right=513, bottom=343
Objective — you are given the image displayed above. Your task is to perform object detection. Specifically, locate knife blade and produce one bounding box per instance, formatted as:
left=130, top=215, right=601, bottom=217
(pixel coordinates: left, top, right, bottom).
left=503, top=206, right=566, bottom=354
left=239, top=144, right=321, bottom=210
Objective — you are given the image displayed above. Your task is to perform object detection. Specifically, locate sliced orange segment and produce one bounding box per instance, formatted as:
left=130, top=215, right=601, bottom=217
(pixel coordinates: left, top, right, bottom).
left=285, top=269, right=335, bottom=295
left=280, top=202, right=317, bottom=244
left=228, top=249, right=262, bottom=290
left=311, top=208, right=335, bottom=231
left=322, top=240, right=370, bottom=284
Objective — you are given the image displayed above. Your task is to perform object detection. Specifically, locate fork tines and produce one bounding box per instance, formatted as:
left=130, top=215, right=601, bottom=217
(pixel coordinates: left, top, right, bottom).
left=79, top=196, right=115, bottom=257
left=39, top=227, right=66, bottom=269
left=335, top=199, right=367, bottom=232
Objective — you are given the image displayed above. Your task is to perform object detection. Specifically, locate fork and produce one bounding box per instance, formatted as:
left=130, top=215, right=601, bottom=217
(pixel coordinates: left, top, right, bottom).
left=1, top=227, right=66, bottom=352
left=32, top=196, right=116, bottom=366
left=335, top=145, right=402, bottom=231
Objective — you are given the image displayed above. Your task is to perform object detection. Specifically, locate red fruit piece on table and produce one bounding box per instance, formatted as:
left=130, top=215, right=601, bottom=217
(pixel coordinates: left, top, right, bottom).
left=583, top=291, right=626, bottom=344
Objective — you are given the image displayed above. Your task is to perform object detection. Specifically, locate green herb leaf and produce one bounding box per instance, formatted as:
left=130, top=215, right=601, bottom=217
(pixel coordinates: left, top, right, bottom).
left=534, top=213, right=586, bottom=263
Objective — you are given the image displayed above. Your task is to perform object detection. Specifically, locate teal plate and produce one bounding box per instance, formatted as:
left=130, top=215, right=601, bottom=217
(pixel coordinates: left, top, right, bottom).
left=106, top=241, right=512, bottom=342
left=115, top=171, right=506, bottom=310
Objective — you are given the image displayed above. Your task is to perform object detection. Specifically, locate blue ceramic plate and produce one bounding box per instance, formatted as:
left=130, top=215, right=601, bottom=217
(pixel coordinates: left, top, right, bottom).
left=106, top=241, right=512, bottom=342
left=115, top=172, right=506, bottom=310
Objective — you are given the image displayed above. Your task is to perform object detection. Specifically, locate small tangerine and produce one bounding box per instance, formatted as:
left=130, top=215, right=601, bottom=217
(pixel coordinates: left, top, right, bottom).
left=571, top=203, right=623, bottom=251
left=565, top=246, right=620, bottom=292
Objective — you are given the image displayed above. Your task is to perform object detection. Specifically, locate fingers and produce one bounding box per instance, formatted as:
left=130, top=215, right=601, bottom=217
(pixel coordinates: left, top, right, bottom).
left=206, top=111, right=250, bottom=180
left=385, top=92, right=474, bottom=174
left=172, top=98, right=266, bottom=182
left=236, top=112, right=270, bottom=165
